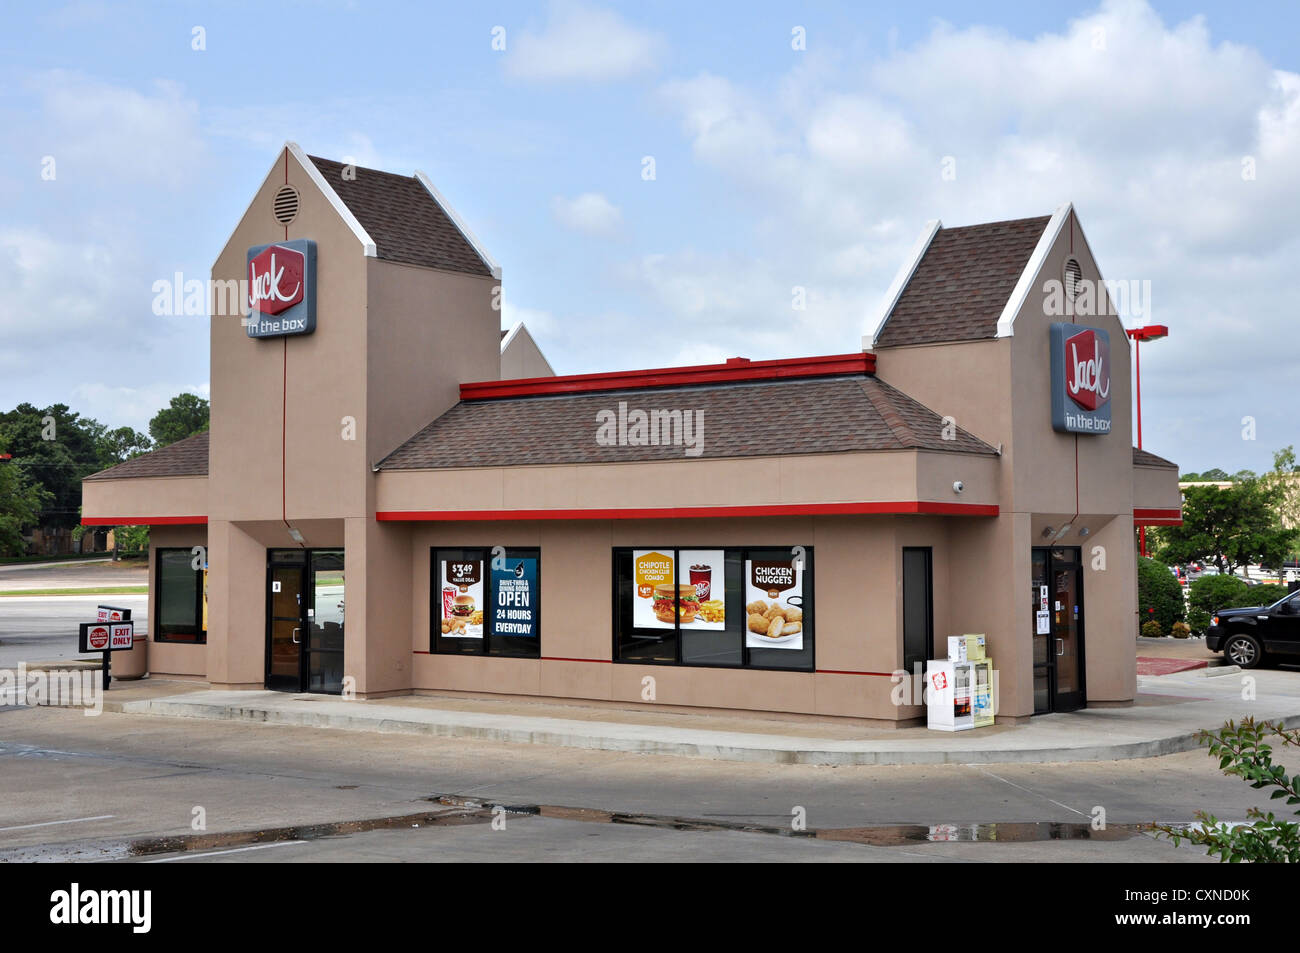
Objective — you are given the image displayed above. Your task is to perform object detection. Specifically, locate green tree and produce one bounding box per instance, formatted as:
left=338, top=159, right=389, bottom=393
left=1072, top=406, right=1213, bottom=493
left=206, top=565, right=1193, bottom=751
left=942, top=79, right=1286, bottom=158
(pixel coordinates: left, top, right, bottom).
left=0, top=403, right=111, bottom=530
left=1187, top=575, right=1250, bottom=635
left=1264, top=446, right=1300, bottom=546
left=100, top=426, right=152, bottom=463
left=1136, top=556, right=1185, bottom=634
left=112, top=525, right=150, bottom=556
left=149, top=393, right=209, bottom=446
left=1157, top=480, right=1298, bottom=577
left=0, top=439, right=52, bottom=555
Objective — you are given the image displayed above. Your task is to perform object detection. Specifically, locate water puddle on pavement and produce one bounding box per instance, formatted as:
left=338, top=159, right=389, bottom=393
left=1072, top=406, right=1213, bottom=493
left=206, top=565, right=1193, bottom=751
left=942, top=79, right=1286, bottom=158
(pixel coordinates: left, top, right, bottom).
left=0, top=797, right=1143, bottom=862
left=428, top=795, right=1142, bottom=844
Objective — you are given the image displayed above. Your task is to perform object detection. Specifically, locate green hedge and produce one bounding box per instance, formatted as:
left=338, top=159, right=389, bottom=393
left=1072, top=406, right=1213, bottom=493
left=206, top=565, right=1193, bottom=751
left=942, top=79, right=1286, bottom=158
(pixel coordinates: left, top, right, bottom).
left=1137, top=556, right=1186, bottom=634
left=1188, top=575, right=1249, bottom=635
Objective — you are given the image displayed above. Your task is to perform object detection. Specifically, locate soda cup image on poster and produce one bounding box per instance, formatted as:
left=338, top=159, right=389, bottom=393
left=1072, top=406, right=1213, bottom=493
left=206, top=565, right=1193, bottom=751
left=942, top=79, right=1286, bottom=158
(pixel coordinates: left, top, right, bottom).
left=744, top=557, right=804, bottom=650
left=440, top=559, right=484, bottom=638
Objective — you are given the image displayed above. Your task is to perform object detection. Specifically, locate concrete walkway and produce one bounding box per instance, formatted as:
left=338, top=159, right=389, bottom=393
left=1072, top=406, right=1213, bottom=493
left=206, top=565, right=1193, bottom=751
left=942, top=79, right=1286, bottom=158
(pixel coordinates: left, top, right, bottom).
left=86, top=665, right=1300, bottom=766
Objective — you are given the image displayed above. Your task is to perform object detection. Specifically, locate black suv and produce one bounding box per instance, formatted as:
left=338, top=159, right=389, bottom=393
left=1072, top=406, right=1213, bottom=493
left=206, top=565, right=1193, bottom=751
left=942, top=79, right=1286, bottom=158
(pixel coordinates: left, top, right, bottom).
left=1206, top=589, right=1300, bottom=668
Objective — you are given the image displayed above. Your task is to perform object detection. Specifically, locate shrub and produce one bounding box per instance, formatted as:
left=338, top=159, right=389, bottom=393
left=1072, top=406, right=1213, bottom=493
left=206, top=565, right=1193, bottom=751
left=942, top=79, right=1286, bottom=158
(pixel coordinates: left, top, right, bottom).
left=1171, top=621, right=1191, bottom=639
left=1141, top=619, right=1163, bottom=637
left=1187, top=574, right=1250, bottom=635
left=1245, top=583, right=1290, bottom=606
left=1137, top=556, right=1185, bottom=634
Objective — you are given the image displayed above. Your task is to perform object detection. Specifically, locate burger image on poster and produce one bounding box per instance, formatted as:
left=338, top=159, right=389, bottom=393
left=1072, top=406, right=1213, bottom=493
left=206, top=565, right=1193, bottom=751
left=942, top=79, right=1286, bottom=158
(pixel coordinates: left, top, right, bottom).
left=744, top=557, right=803, bottom=650
left=633, top=550, right=675, bottom=629
left=440, top=559, right=484, bottom=638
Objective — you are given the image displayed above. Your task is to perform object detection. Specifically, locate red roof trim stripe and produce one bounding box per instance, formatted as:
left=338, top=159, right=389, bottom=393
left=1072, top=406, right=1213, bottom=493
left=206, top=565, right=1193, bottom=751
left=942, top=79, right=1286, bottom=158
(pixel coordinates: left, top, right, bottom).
left=460, top=352, right=875, bottom=401
left=1133, top=507, right=1182, bottom=526
left=81, top=516, right=208, bottom=526
left=376, top=501, right=998, bottom=522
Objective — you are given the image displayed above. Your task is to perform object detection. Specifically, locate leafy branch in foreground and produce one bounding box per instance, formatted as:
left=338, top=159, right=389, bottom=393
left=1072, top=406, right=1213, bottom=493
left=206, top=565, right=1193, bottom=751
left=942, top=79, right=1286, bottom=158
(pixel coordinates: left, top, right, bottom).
left=1156, top=718, right=1300, bottom=862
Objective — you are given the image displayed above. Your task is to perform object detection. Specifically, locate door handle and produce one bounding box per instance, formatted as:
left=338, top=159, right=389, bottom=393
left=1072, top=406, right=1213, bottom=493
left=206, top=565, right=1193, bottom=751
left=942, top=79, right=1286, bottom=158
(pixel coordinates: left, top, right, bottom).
left=291, top=627, right=301, bottom=645
left=1056, top=638, right=1064, bottom=657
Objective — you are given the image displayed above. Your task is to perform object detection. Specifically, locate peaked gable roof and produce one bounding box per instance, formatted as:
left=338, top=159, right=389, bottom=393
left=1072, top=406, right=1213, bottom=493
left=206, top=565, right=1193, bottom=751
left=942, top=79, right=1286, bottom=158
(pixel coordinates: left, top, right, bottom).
left=308, top=155, right=494, bottom=278
left=873, top=214, right=1051, bottom=348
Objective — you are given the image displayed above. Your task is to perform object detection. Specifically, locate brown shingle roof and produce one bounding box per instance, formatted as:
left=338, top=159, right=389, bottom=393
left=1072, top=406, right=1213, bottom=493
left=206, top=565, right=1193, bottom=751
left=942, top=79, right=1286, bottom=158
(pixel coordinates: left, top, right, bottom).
left=85, top=431, right=209, bottom=481
left=875, top=215, right=1050, bottom=347
left=378, top=376, right=997, bottom=470
left=1133, top=447, right=1177, bottom=469
left=309, top=156, right=492, bottom=277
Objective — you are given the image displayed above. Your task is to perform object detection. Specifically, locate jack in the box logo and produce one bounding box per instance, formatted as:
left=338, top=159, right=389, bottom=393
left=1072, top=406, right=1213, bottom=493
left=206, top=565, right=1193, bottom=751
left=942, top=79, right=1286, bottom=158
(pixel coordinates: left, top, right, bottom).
left=245, top=239, right=316, bottom=338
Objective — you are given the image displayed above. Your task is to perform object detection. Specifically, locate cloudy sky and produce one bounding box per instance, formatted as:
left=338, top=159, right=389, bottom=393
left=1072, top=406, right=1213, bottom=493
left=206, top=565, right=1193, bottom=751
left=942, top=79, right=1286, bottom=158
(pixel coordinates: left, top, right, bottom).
left=1, top=0, right=1296, bottom=473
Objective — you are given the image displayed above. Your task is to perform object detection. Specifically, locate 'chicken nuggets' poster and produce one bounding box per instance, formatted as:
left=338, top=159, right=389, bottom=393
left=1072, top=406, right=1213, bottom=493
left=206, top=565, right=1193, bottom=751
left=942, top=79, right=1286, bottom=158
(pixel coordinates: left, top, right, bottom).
left=744, top=557, right=804, bottom=649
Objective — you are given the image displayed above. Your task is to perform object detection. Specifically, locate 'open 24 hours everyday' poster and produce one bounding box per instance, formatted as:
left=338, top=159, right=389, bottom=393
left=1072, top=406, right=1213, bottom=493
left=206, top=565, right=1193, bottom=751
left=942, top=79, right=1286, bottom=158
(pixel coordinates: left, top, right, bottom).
left=489, top=557, right=538, bottom=639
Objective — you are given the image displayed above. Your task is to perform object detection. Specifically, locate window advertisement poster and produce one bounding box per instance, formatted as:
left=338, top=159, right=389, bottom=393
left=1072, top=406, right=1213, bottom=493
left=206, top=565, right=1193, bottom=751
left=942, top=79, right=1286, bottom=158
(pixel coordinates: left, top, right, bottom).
left=677, top=549, right=725, bottom=630
left=490, top=557, right=538, bottom=639
left=439, top=558, right=484, bottom=638
left=744, top=556, right=804, bottom=649
left=633, top=550, right=676, bottom=629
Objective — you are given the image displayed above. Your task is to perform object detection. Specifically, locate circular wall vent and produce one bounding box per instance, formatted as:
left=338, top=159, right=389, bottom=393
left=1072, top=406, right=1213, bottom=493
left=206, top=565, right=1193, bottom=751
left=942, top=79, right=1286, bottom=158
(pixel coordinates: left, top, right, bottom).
left=1063, top=257, right=1083, bottom=300
left=273, top=185, right=300, bottom=226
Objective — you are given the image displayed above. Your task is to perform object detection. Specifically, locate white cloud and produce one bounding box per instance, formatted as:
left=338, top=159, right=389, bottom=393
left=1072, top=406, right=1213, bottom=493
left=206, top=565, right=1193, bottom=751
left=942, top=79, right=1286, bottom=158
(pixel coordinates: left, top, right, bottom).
left=647, top=0, right=1300, bottom=471
left=551, top=192, right=623, bottom=236
left=26, top=70, right=205, bottom=189
left=507, top=1, right=664, bottom=81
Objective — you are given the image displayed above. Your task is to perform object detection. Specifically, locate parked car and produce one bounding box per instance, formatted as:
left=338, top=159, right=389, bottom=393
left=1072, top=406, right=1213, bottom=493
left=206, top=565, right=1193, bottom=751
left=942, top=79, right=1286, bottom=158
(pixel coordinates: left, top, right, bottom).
left=1206, top=589, right=1300, bottom=668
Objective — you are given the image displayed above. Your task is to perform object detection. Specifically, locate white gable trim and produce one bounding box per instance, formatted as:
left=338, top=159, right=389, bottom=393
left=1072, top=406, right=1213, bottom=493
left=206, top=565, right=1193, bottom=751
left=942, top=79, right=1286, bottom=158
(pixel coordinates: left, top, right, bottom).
left=414, top=171, right=502, bottom=281
left=500, top=320, right=523, bottom=353
left=289, top=142, right=377, bottom=257
left=862, top=219, right=941, bottom=350
left=994, top=202, right=1071, bottom=338
left=212, top=143, right=378, bottom=270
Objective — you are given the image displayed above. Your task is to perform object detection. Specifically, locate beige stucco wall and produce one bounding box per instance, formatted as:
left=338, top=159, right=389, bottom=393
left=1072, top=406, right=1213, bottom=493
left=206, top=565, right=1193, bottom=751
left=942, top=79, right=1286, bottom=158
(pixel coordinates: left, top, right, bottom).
left=401, top=513, right=989, bottom=721
left=377, top=450, right=999, bottom=514
left=500, top=325, right=555, bottom=380
left=82, top=476, right=206, bottom=523
left=1135, top=464, right=1183, bottom=511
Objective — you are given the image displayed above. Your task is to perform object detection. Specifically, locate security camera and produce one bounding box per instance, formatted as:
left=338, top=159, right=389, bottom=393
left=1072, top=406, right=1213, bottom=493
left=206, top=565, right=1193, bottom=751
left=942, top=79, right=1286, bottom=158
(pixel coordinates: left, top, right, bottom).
left=952, top=480, right=964, bottom=494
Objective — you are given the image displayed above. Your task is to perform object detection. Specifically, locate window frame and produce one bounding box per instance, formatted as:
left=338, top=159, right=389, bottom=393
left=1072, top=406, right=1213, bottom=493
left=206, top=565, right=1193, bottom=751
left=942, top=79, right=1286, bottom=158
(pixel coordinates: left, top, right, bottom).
left=153, top=546, right=207, bottom=644
left=611, top=545, right=814, bottom=673
left=429, top=547, right=541, bottom=658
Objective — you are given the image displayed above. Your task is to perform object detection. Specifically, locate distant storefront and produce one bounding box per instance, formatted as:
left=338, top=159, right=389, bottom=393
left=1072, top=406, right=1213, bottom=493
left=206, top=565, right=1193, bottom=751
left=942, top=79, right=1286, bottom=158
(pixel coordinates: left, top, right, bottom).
left=82, top=143, right=1181, bottom=722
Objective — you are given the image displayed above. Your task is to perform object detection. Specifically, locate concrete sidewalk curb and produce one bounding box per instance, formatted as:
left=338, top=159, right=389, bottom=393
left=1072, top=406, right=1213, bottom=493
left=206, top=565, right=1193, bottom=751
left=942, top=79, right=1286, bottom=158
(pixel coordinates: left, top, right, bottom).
left=101, top=692, right=1300, bottom=767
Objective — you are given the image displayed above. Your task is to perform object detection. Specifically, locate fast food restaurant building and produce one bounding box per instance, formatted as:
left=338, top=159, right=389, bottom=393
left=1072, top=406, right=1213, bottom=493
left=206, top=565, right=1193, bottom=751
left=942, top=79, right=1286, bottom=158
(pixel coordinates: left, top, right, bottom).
left=82, top=143, right=1182, bottom=724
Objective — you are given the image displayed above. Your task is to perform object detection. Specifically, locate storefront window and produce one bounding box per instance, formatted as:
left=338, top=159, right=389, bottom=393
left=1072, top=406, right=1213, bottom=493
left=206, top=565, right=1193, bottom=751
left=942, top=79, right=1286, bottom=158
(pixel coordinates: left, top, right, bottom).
left=430, top=548, right=540, bottom=658
left=902, top=547, right=933, bottom=673
left=155, top=548, right=206, bottom=643
left=613, top=547, right=813, bottom=671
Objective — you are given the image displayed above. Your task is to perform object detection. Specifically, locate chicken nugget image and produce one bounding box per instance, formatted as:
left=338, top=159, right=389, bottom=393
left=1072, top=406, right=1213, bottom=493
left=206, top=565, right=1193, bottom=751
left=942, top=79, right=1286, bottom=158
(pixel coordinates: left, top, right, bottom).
left=781, top=621, right=802, bottom=636
left=784, top=607, right=803, bottom=623
left=748, top=613, right=769, bottom=634
left=764, top=604, right=787, bottom=621
left=766, top=615, right=785, bottom=639
left=746, top=600, right=767, bottom=615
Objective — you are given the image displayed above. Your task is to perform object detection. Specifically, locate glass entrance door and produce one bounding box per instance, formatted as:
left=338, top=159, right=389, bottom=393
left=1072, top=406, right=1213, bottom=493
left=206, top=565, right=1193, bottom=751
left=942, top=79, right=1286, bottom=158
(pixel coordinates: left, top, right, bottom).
left=267, top=552, right=305, bottom=692
left=266, top=549, right=345, bottom=694
left=1031, top=547, right=1087, bottom=713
